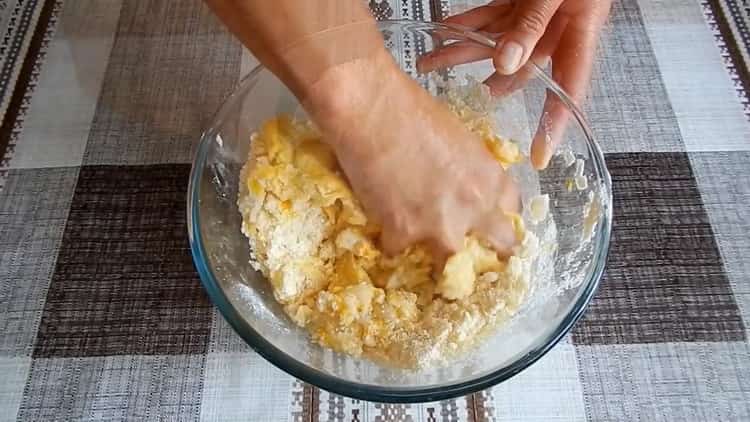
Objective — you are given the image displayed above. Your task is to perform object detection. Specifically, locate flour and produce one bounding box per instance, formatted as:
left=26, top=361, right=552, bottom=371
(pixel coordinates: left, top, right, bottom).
left=236, top=83, right=559, bottom=368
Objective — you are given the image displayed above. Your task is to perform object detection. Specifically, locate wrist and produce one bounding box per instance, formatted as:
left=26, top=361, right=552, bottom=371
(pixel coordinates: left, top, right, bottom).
left=302, top=50, right=403, bottom=153
left=279, top=19, right=389, bottom=98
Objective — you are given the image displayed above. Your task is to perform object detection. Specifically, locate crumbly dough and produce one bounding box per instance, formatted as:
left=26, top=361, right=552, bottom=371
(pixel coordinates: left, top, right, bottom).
left=237, top=93, right=543, bottom=368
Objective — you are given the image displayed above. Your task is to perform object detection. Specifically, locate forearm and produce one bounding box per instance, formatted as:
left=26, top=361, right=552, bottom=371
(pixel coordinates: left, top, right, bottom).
left=204, top=0, right=387, bottom=98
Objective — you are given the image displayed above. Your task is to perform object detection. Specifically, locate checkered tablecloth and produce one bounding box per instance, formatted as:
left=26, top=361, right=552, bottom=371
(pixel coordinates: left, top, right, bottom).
left=0, top=0, right=748, bottom=420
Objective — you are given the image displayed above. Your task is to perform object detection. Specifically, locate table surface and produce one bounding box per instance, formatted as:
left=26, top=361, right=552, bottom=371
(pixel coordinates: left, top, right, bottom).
left=1, top=0, right=749, bottom=421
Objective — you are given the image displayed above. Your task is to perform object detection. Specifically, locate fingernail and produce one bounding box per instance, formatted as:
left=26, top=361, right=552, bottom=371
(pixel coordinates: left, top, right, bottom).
left=496, top=40, right=524, bottom=74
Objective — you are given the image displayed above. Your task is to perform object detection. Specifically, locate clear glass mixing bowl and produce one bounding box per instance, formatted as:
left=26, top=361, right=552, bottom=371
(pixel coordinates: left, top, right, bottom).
left=188, top=20, right=612, bottom=402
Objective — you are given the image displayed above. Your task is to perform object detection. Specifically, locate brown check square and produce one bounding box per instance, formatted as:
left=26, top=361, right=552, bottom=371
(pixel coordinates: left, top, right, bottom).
left=33, top=164, right=211, bottom=358
left=573, top=152, right=746, bottom=345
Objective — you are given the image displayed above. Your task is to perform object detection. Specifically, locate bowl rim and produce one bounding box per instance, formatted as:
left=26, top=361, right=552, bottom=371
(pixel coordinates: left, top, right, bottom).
left=187, top=19, right=613, bottom=403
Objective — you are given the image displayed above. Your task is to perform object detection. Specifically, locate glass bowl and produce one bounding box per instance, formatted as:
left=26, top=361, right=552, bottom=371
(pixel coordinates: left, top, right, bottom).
left=188, top=20, right=612, bottom=403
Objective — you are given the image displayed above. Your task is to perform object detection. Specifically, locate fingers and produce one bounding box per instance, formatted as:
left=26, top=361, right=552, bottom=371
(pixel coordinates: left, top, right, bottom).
left=475, top=213, right=518, bottom=257
left=422, top=18, right=559, bottom=95
left=381, top=222, right=464, bottom=273
left=417, top=1, right=513, bottom=73
left=482, top=14, right=564, bottom=97
left=483, top=54, right=549, bottom=96
left=380, top=210, right=466, bottom=260
left=530, top=94, right=570, bottom=169
left=380, top=224, right=414, bottom=257
left=494, top=0, right=564, bottom=75
left=495, top=174, right=522, bottom=214
left=417, top=41, right=494, bottom=74
left=483, top=71, right=519, bottom=97
left=530, top=23, right=598, bottom=169
left=418, top=0, right=558, bottom=75
left=473, top=175, right=521, bottom=257
left=443, top=1, right=512, bottom=29
left=426, top=227, right=465, bottom=271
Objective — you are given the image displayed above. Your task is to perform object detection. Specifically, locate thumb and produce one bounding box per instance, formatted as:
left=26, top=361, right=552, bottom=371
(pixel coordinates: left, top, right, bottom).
left=494, top=0, right=563, bottom=75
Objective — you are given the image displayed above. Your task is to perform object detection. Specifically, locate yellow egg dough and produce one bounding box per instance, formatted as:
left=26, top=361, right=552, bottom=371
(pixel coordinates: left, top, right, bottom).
left=237, top=111, right=539, bottom=368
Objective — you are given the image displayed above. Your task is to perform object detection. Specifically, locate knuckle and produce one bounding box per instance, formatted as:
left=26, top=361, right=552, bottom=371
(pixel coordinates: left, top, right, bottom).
left=435, top=230, right=462, bottom=255
left=388, top=212, right=408, bottom=233
left=517, top=8, right=549, bottom=35
left=387, top=209, right=419, bottom=239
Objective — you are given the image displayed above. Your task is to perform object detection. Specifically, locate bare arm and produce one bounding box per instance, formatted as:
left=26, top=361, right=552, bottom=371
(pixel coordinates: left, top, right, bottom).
left=205, top=0, right=521, bottom=261
left=204, top=0, right=384, bottom=101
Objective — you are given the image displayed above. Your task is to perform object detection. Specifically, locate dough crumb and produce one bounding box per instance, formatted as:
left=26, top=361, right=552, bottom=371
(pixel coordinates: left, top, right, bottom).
left=237, top=89, right=545, bottom=368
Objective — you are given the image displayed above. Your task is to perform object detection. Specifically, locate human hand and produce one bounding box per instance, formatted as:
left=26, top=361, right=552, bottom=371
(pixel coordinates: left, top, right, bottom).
left=418, top=0, right=612, bottom=169
left=305, top=52, right=521, bottom=263
left=207, top=0, right=522, bottom=261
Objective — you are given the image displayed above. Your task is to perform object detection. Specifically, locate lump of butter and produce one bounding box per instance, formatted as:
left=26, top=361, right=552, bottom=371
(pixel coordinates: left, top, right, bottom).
left=528, top=194, right=550, bottom=224
left=438, top=249, right=475, bottom=300
left=484, top=136, right=523, bottom=169
left=438, top=237, right=503, bottom=300
left=238, top=107, right=535, bottom=368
